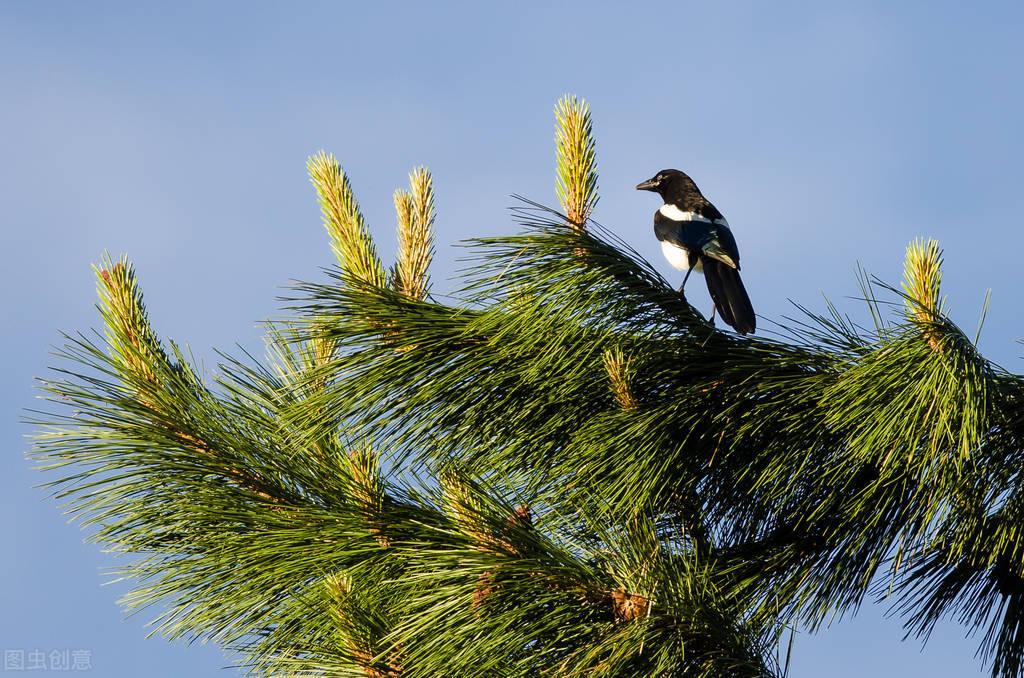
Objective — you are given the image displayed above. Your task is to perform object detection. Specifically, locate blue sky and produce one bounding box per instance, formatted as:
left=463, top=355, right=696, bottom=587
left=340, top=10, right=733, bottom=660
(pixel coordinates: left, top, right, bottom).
left=3, top=1, right=1022, bottom=675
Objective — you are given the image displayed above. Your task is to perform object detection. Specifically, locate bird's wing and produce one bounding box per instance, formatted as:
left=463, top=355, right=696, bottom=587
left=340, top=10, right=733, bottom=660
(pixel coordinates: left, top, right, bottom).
left=655, top=214, right=742, bottom=269
left=699, top=223, right=741, bottom=270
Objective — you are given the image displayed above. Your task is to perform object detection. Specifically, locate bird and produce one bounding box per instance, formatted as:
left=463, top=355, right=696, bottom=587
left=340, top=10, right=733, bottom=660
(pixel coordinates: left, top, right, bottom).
left=636, top=169, right=756, bottom=334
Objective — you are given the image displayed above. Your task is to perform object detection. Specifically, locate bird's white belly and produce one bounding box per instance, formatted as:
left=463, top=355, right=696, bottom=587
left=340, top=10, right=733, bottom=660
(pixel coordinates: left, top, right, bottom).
left=661, top=241, right=702, bottom=273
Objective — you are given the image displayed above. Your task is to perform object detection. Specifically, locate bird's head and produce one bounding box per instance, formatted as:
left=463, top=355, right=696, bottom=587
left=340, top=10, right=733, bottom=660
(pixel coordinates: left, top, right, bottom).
left=635, top=169, right=700, bottom=203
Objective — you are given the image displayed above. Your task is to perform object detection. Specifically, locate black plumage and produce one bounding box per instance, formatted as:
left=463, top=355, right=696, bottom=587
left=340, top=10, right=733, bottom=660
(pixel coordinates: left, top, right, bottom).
left=637, top=169, right=756, bottom=334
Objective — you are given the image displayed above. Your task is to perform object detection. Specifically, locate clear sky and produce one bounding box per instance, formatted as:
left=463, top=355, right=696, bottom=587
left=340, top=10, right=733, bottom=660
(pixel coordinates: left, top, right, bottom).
left=3, top=1, right=1022, bottom=675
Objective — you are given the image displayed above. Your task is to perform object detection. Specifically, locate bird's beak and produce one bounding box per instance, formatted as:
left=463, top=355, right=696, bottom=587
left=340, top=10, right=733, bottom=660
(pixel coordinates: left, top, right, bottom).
left=635, top=179, right=659, bottom=191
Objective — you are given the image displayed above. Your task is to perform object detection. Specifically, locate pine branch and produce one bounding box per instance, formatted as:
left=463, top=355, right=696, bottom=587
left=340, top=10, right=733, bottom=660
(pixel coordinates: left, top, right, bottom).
left=903, top=238, right=945, bottom=351
left=603, top=346, right=637, bottom=410
left=326, top=572, right=405, bottom=678
left=291, top=215, right=1021, bottom=673
left=94, top=257, right=287, bottom=504
left=95, top=256, right=165, bottom=390
left=387, top=475, right=781, bottom=677
left=555, top=95, right=598, bottom=229
left=309, top=151, right=387, bottom=287
left=393, top=167, right=435, bottom=300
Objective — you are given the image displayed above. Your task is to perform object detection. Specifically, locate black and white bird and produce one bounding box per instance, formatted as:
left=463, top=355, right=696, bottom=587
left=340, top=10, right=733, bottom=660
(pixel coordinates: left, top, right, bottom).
left=636, top=169, right=756, bottom=334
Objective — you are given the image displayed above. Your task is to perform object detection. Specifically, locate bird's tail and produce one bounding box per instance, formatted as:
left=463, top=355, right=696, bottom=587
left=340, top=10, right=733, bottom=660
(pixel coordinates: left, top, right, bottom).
left=703, top=260, right=756, bottom=335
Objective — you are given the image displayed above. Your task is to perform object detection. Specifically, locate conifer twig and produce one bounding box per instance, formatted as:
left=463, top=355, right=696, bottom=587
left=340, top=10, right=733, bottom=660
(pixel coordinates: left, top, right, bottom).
left=393, top=167, right=435, bottom=300
left=902, top=238, right=945, bottom=351
left=308, top=151, right=387, bottom=286
left=96, top=257, right=164, bottom=390
left=555, top=95, right=598, bottom=229
left=603, top=346, right=637, bottom=410
left=97, top=257, right=285, bottom=504
left=348, top=445, right=391, bottom=548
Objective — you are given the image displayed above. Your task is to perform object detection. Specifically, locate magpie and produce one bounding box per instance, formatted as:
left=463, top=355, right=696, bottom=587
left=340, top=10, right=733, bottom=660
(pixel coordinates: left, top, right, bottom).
left=636, top=169, right=756, bottom=334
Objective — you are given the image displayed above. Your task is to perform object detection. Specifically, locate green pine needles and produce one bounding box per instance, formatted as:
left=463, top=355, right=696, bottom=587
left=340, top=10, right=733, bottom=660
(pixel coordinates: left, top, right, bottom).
left=29, top=95, right=1024, bottom=677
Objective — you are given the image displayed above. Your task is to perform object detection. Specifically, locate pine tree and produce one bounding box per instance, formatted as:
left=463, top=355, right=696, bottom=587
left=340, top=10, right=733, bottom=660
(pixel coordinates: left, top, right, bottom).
left=30, top=95, right=1024, bottom=677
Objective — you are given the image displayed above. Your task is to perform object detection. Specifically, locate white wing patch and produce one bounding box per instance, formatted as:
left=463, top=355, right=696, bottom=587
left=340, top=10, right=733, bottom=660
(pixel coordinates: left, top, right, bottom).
left=660, top=241, right=703, bottom=273
left=659, top=203, right=729, bottom=226
left=659, top=204, right=711, bottom=222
